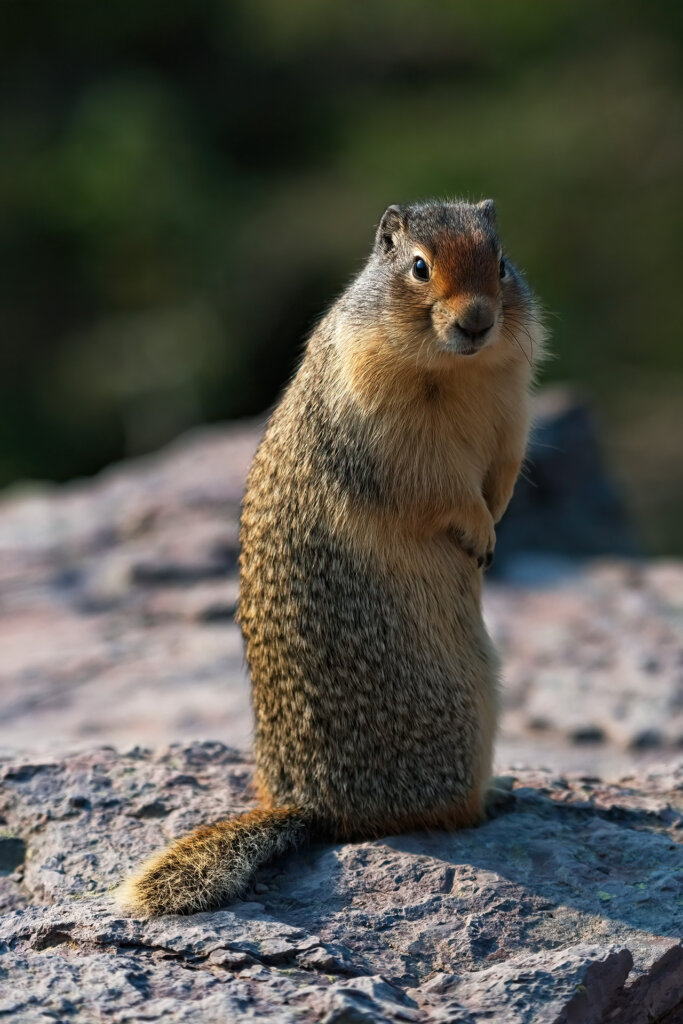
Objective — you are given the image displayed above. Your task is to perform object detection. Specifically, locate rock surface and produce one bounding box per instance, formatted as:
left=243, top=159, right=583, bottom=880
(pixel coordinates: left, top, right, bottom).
left=1, top=743, right=682, bottom=1023
left=1, top=411, right=683, bottom=1019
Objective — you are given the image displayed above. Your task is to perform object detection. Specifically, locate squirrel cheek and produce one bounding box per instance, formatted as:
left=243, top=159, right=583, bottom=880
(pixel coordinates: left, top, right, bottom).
left=430, top=304, right=452, bottom=340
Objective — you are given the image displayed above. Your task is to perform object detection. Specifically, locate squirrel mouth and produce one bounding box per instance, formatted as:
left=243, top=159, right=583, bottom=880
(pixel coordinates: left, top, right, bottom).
left=442, top=330, right=492, bottom=357
left=440, top=326, right=494, bottom=357
left=446, top=342, right=484, bottom=357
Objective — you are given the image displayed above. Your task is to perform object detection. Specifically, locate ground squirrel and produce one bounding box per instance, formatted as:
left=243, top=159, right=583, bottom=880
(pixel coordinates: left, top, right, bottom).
left=118, top=199, right=546, bottom=916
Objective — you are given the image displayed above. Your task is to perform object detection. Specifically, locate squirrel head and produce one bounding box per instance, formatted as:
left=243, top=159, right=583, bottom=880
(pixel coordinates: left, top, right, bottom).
left=356, top=199, right=538, bottom=368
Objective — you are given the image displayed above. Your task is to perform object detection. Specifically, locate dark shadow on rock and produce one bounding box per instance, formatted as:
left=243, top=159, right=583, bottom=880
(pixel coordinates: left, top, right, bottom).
left=493, top=388, right=639, bottom=583
left=250, top=780, right=681, bottom=985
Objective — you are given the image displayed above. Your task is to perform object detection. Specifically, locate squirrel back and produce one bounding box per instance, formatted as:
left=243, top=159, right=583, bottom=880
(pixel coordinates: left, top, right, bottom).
left=118, top=199, right=545, bottom=916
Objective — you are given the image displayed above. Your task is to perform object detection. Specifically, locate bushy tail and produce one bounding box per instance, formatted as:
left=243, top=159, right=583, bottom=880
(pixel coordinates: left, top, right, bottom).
left=116, top=806, right=312, bottom=917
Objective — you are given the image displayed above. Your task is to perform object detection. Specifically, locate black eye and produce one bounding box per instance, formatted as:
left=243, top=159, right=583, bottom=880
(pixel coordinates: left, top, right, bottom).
left=499, top=258, right=507, bottom=280
left=413, top=257, right=430, bottom=281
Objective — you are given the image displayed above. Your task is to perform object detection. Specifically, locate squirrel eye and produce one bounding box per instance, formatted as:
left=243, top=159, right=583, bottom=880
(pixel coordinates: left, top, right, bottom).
left=499, top=258, right=507, bottom=280
left=413, top=257, right=430, bottom=281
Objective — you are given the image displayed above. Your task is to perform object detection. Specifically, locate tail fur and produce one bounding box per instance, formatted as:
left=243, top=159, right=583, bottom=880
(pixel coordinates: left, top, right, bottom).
left=116, top=806, right=311, bottom=917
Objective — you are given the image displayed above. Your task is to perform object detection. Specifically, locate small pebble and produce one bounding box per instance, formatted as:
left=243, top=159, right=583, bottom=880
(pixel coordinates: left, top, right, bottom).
left=569, top=725, right=606, bottom=744
left=630, top=729, right=663, bottom=750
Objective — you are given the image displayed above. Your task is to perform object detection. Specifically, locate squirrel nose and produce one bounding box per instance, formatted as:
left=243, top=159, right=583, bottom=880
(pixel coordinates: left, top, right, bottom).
left=455, top=302, right=494, bottom=341
left=456, top=321, right=493, bottom=342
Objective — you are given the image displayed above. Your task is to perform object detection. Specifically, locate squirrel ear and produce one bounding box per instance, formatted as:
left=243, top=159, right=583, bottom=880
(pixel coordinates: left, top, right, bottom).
left=477, top=199, right=497, bottom=226
left=376, top=204, right=406, bottom=254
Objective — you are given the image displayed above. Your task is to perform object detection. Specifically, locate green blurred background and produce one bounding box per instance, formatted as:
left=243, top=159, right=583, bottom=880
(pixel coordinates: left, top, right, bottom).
left=2, top=1, right=682, bottom=552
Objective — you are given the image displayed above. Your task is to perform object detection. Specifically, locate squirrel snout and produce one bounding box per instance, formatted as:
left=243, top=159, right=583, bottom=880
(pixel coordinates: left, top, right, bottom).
left=434, top=299, right=495, bottom=351
left=454, top=301, right=494, bottom=342
left=456, top=320, right=493, bottom=343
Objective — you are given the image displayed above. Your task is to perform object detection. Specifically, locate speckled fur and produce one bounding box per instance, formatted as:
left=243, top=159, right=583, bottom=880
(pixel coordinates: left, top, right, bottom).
left=117, top=199, right=546, bottom=916
left=117, top=808, right=310, bottom=916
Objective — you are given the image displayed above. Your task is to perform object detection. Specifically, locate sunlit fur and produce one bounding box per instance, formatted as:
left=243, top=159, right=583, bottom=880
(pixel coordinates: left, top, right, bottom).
left=117, top=808, right=310, bottom=916
left=117, top=199, right=546, bottom=916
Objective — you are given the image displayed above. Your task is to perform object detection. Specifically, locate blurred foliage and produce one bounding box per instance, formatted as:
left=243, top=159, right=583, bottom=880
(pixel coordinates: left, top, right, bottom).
left=1, top=0, right=682, bottom=551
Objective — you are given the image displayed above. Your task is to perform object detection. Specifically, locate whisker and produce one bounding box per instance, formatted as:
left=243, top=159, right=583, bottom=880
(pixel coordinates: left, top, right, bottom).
left=502, top=323, right=533, bottom=369
left=517, top=466, right=536, bottom=487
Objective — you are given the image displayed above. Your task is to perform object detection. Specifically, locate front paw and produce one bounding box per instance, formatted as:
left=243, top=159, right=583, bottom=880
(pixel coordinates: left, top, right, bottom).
left=479, top=549, right=494, bottom=571
left=452, top=522, right=496, bottom=570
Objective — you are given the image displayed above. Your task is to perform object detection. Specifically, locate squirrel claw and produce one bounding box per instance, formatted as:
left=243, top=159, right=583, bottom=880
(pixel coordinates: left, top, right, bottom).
left=450, top=529, right=494, bottom=570
left=474, top=549, right=494, bottom=571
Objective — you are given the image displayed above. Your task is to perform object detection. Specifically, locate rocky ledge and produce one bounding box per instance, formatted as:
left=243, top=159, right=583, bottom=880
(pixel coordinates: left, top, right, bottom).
left=1, top=411, right=682, bottom=1020
left=1, top=743, right=682, bottom=1023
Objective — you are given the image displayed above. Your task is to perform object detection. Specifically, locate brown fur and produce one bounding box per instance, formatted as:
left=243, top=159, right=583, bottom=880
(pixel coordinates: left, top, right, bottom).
left=117, top=199, right=546, bottom=916
left=117, top=807, right=310, bottom=916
